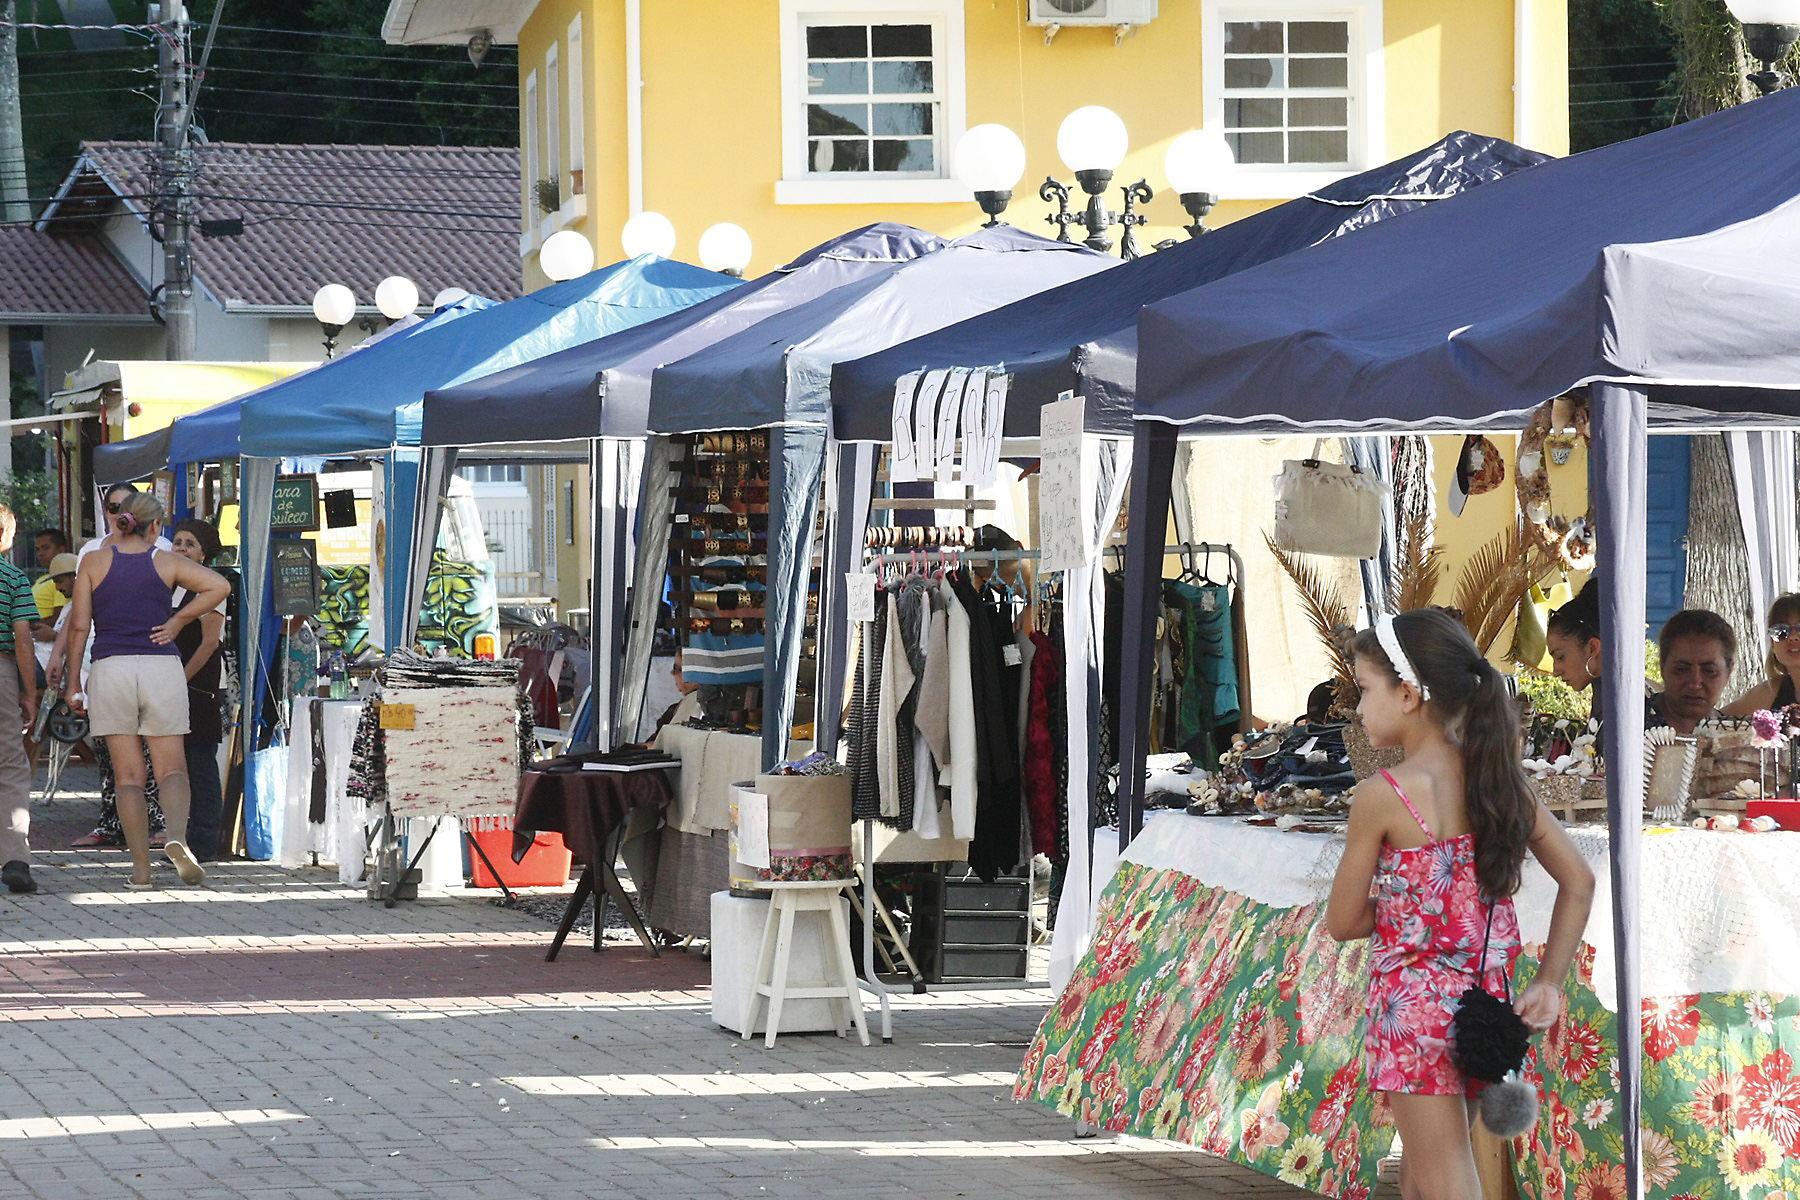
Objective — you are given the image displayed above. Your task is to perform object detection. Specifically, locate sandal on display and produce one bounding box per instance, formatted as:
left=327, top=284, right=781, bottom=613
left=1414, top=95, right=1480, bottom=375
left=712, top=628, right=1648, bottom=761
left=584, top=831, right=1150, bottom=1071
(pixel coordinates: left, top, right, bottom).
left=164, top=842, right=205, bottom=886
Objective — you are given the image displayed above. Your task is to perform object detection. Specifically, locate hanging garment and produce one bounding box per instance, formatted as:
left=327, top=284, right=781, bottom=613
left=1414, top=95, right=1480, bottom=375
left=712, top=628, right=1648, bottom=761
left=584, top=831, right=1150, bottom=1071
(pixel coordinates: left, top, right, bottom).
left=958, top=573, right=1023, bottom=883
left=1023, top=630, right=1062, bottom=858
left=1045, top=609, right=1071, bottom=864
left=941, top=578, right=978, bottom=840
left=848, top=603, right=887, bottom=822
left=915, top=595, right=952, bottom=771
left=1093, top=572, right=1124, bottom=830
left=1166, top=579, right=1241, bottom=761
left=878, top=589, right=914, bottom=823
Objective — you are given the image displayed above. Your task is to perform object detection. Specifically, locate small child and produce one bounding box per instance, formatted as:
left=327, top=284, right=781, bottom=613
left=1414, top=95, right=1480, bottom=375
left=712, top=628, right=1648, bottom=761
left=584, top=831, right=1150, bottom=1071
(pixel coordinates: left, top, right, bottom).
left=1328, top=609, right=1594, bottom=1200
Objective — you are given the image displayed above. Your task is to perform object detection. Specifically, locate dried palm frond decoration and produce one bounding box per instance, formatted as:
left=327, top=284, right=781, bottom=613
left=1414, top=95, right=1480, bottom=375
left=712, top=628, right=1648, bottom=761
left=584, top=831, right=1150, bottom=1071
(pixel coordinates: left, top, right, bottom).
left=1456, top=521, right=1556, bottom=657
left=1266, top=532, right=1357, bottom=707
left=1388, top=501, right=1444, bottom=615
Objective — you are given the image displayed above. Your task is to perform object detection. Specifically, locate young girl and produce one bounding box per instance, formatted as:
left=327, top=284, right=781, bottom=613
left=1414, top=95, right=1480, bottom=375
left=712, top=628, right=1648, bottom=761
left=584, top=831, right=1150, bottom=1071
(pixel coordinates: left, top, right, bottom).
left=1725, top=593, right=1800, bottom=716
left=1328, top=609, right=1594, bottom=1200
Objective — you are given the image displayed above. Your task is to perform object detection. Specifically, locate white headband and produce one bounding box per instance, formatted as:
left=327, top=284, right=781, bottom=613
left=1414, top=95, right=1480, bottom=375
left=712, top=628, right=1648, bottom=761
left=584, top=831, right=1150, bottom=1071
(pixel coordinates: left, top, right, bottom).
left=1376, top=615, right=1430, bottom=702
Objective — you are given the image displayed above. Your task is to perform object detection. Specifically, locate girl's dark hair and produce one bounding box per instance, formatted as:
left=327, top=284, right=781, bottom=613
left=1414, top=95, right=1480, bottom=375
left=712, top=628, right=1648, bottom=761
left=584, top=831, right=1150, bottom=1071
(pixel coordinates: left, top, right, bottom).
left=1546, top=577, right=1601, bottom=646
left=1764, top=593, right=1800, bottom=681
left=1352, top=608, right=1536, bottom=897
left=174, top=518, right=223, bottom=564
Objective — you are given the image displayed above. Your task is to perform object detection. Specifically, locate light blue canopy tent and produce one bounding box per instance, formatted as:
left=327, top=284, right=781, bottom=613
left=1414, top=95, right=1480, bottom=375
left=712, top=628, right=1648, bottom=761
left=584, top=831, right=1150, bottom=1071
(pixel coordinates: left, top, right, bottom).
left=231, top=256, right=739, bottom=852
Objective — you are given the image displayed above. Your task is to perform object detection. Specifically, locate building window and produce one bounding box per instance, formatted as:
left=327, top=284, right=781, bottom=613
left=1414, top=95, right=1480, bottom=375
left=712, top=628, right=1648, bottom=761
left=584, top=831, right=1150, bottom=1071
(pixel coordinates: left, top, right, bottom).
left=1220, top=19, right=1350, bottom=165
left=802, top=20, right=939, bottom=176
left=776, top=0, right=966, bottom=205
left=1204, top=1, right=1383, bottom=200
left=545, top=44, right=561, bottom=185
left=523, top=69, right=539, bottom=226
left=458, top=465, right=525, bottom=484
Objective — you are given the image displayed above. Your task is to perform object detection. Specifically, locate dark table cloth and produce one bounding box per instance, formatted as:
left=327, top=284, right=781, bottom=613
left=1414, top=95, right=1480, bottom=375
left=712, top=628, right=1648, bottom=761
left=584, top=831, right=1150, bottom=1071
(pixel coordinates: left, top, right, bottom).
left=514, top=762, right=674, bottom=866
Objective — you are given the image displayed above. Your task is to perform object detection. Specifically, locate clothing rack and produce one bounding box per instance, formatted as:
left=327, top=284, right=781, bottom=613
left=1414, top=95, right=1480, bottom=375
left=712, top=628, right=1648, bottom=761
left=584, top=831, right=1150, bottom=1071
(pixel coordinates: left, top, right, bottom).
left=864, top=548, right=1040, bottom=564
left=1104, top=540, right=1246, bottom=591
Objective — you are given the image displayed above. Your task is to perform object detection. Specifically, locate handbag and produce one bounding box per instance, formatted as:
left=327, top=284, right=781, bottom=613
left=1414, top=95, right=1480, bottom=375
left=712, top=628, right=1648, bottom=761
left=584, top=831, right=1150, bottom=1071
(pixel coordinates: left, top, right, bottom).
left=1450, top=900, right=1533, bottom=1083
left=1272, top=447, right=1389, bottom=559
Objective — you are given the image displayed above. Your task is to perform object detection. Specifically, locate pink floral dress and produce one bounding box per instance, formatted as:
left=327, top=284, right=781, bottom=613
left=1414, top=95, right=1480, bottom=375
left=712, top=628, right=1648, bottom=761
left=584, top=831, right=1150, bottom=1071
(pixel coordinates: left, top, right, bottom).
left=1365, top=769, right=1520, bottom=1096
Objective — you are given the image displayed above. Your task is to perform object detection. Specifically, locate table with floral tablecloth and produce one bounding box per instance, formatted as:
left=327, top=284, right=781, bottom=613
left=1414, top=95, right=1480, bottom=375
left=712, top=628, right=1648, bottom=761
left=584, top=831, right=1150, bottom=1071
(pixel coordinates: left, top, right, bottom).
left=1015, top=813, right=1800, bottom=1198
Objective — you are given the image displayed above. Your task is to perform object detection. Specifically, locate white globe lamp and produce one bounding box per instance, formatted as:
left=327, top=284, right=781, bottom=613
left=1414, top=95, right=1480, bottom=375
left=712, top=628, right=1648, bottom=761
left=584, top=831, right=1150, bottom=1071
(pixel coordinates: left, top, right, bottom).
left=952, top=124, right=1028, bottom=226
left=698, top=223, right=754, bottom=277
left=431, top=287, right=470, bottom=310
left=1056, top=106, right=1129, bottom=177
left=1163, top=130, right=1235, bottom=237
left=374, top=275, right=420, bottom=321
left=540, top=229, right=596, bottom=282
left=621, top=211, right=677, bottom=259
left=1724, top=0, right=1800, bottom=93
left=310, top=282, right=356, bottom=357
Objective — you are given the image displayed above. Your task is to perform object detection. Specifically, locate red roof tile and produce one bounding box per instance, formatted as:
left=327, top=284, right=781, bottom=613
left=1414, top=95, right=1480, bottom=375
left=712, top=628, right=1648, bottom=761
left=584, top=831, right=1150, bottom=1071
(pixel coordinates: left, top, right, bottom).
left=0, top=228, right=150, bottom=321
left=58, top=141, right=523, bottom=311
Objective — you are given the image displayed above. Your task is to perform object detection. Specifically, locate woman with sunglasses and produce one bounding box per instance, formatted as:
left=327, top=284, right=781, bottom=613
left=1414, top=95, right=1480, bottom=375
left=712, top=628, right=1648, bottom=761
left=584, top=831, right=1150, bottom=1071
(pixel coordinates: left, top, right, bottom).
left=1724, top=594, right=1800, bottom=717
left=65, top=492, right=229, bottom=888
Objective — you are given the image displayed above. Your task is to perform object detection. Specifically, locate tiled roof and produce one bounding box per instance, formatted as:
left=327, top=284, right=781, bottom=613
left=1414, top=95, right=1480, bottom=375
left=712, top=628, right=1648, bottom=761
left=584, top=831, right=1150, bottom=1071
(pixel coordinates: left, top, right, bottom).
left=56, top=141, right=522, bottom=310
left=0, top=228, right=150, bottom=321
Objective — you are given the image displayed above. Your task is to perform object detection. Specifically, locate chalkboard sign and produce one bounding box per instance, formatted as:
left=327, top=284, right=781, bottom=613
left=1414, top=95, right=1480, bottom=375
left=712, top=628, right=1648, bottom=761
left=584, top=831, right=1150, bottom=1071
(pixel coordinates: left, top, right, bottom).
left=271, top=474, right=320, bottom=533
left=272, top=539, right=320, bottom=616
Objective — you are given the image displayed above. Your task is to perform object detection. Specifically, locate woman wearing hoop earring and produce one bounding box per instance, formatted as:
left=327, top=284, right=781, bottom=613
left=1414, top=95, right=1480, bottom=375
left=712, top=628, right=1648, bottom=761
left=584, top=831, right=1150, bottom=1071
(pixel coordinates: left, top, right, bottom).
left=1545, top=580, right=1605, bottom=717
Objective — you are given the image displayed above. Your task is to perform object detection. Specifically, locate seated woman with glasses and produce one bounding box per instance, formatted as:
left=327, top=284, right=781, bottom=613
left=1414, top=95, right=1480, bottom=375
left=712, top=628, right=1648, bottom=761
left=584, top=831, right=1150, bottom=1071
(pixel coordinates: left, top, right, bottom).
left=1724, top=594, right=1800, bottom=717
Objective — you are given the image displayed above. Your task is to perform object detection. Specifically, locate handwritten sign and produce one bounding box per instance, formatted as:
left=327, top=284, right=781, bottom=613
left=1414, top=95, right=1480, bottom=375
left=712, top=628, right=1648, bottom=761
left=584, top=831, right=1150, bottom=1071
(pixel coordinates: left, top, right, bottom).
left=1038, top=392, right=1086, bottom=573
left=270, top=474, right=320, bottom=533
left=379, top=703, right=417, bottom=731
left=271, top=539, right=320, bottom=616
left=845, top=572, right=877, bottom=623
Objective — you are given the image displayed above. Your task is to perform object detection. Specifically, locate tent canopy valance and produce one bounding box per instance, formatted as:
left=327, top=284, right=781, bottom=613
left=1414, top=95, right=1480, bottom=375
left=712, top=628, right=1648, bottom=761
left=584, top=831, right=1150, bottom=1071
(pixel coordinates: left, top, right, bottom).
left=240, top=255, right=739, bottom=458
left=829, top=132, right=1549, bottom=441
left=420, top=223, right=946, bottom=447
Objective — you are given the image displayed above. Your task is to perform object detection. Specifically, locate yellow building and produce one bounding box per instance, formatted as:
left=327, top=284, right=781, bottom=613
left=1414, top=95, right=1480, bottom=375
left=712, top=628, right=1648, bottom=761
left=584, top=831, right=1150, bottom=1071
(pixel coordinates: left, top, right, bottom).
left=386, top=0, right=1568, bottom=286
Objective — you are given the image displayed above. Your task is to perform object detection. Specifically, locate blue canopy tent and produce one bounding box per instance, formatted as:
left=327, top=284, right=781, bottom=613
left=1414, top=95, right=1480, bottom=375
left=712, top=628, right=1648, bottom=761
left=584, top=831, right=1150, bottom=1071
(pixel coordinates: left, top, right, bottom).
left=821, top=134, right=1547, bottom=990
left=232, top=256, right=738, bottom=851
left=421, top=224, right=946, bottom=745
left=92, top=297, right=496, bottom=493
left=1124, top=87, right=1800, bottom=1193
left=637, top=223, right=1117, bottom=768
left=830, top=132, right=1549, bottom=439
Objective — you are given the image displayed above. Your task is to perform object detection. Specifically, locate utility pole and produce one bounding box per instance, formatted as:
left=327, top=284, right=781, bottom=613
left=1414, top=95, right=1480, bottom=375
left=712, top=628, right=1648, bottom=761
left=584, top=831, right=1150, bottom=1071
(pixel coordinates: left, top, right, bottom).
left=1, top=0, right=30, bottom=223
left=156, top=2, right=196, bottom=360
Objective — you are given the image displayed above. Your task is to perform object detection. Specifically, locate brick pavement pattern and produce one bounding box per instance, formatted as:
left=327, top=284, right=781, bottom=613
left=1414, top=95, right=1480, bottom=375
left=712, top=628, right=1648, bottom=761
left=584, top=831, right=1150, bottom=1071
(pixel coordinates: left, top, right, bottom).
left=0, top=767, right=1356, bottom=1200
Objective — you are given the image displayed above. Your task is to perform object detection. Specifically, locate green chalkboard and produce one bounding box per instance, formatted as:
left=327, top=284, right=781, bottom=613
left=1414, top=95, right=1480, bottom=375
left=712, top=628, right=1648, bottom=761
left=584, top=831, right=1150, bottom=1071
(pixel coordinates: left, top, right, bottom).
left=271, top=474, right=320, bottom=533
left=272, top=540, right=320, bottom=616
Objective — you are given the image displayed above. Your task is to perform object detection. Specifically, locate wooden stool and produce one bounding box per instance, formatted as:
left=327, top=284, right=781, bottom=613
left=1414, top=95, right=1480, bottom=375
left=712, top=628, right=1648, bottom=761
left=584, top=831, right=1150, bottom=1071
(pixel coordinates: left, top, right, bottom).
left=740, top=880, right=869, bottom=1048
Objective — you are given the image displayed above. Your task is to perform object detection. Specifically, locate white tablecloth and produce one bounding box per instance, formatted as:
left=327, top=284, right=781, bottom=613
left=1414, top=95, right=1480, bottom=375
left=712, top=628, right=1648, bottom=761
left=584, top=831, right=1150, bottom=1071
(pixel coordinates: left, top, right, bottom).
left=282, top=699, right=365, bottom=884
left=1123, top=813, right=1800, bottom=1010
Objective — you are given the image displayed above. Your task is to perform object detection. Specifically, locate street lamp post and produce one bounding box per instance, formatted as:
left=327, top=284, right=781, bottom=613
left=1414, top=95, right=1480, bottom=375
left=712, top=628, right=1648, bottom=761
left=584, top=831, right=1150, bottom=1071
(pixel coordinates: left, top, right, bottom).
left=952, top=124, right=1028, bottom=227
left=1041, top=106, right=1153, bottom=259
left=1726, top=0, right=1800, bottom=94
left=310, top=283, right=355, bottom=358
left=1163, top=130, right=1236, bottom=238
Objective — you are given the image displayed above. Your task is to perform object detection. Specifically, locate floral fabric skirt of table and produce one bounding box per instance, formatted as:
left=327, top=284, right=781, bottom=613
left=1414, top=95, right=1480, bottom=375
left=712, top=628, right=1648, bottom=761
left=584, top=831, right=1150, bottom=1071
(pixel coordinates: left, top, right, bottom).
left=1016, top=860, right=1800, bottom=1198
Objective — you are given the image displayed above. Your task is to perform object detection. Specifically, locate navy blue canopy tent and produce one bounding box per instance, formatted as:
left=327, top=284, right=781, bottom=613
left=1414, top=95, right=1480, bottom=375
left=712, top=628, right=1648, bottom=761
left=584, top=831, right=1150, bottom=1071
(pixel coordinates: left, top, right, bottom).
left=629, top=224, right=1116, bottom=767
left=420, top=223, right=945, bottom=447
left=830, top=132, right=1547, bottom=439
left=1123, top=86, right=1800, bottom=1193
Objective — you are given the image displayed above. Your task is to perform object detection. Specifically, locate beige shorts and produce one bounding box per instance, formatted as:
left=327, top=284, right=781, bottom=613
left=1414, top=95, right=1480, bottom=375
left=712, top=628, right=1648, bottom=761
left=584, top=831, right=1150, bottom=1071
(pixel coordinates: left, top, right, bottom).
left=88, top=655, right=191, bottom=738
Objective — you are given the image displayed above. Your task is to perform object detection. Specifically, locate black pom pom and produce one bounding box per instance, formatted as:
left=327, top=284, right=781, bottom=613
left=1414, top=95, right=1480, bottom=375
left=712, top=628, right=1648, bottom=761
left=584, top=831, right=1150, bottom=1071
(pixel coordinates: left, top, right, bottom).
left=1450, top=986, right=1532, bottom=1083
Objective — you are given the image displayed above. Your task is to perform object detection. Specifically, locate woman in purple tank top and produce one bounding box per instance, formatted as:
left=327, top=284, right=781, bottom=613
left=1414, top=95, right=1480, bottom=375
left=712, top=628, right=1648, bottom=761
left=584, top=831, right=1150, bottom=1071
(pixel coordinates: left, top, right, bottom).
left=66, top=492, right=229, bottom=889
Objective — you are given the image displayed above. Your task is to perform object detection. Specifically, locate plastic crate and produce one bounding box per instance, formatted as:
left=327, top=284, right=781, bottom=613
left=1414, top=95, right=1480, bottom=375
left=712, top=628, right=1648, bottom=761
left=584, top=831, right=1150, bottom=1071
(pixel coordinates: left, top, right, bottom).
left=469, top=826, right=572, bottom=889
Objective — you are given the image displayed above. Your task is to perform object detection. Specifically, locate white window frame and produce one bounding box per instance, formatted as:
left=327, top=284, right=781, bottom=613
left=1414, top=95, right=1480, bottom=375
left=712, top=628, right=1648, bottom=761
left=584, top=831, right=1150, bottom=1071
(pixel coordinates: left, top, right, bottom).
left=545, top=44, right=562, bottom=191
left=776, top=0, right=967, bottom=206
left=567, top=16, right=584, bottom=176
left=521, top=69, right=540, bottom=254
left=1203, top=0, right=1384, bottom=201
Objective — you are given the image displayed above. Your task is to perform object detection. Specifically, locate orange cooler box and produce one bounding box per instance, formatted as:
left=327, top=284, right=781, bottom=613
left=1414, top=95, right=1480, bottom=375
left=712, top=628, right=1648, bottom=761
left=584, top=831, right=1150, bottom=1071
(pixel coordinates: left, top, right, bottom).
left=469, top=824, right=572, bottom=888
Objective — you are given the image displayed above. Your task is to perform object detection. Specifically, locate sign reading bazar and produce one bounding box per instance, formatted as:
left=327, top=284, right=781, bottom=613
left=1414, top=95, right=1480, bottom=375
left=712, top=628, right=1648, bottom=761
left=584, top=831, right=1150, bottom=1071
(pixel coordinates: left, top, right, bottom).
left=270, top=474, right=320, bottom=533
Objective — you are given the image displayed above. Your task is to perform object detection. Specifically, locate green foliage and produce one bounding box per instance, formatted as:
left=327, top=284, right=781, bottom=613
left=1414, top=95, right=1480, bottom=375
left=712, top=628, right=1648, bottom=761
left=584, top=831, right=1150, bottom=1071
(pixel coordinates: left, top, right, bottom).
left=1569, top=0, right=1678, bottom=151
left=1516, top=666, right=1594, bottom=721
left=15, top=0, right=518, bottom=207
left=1656, top=0, right=1800, bottom=119
left=1, top=470, right=57, bottom=539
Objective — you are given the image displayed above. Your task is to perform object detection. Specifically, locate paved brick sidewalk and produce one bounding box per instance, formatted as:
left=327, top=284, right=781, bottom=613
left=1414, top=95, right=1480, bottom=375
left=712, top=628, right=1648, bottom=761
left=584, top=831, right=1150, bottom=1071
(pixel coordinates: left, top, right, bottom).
left=0, top=769, right=1346, bottom=1200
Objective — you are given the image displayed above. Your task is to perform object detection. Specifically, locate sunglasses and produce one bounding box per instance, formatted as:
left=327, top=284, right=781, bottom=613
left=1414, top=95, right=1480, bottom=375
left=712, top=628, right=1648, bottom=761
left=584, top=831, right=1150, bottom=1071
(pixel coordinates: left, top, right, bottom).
left=107, top=502, right=122, bottom=514
left=1771, top=624, right=1800, bottom=643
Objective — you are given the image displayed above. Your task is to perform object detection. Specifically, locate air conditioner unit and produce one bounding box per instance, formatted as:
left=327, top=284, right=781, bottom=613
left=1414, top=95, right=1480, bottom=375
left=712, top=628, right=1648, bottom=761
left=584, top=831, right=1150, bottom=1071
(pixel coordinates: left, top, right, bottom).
left=1027, top=0, right=1159, bottom=29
